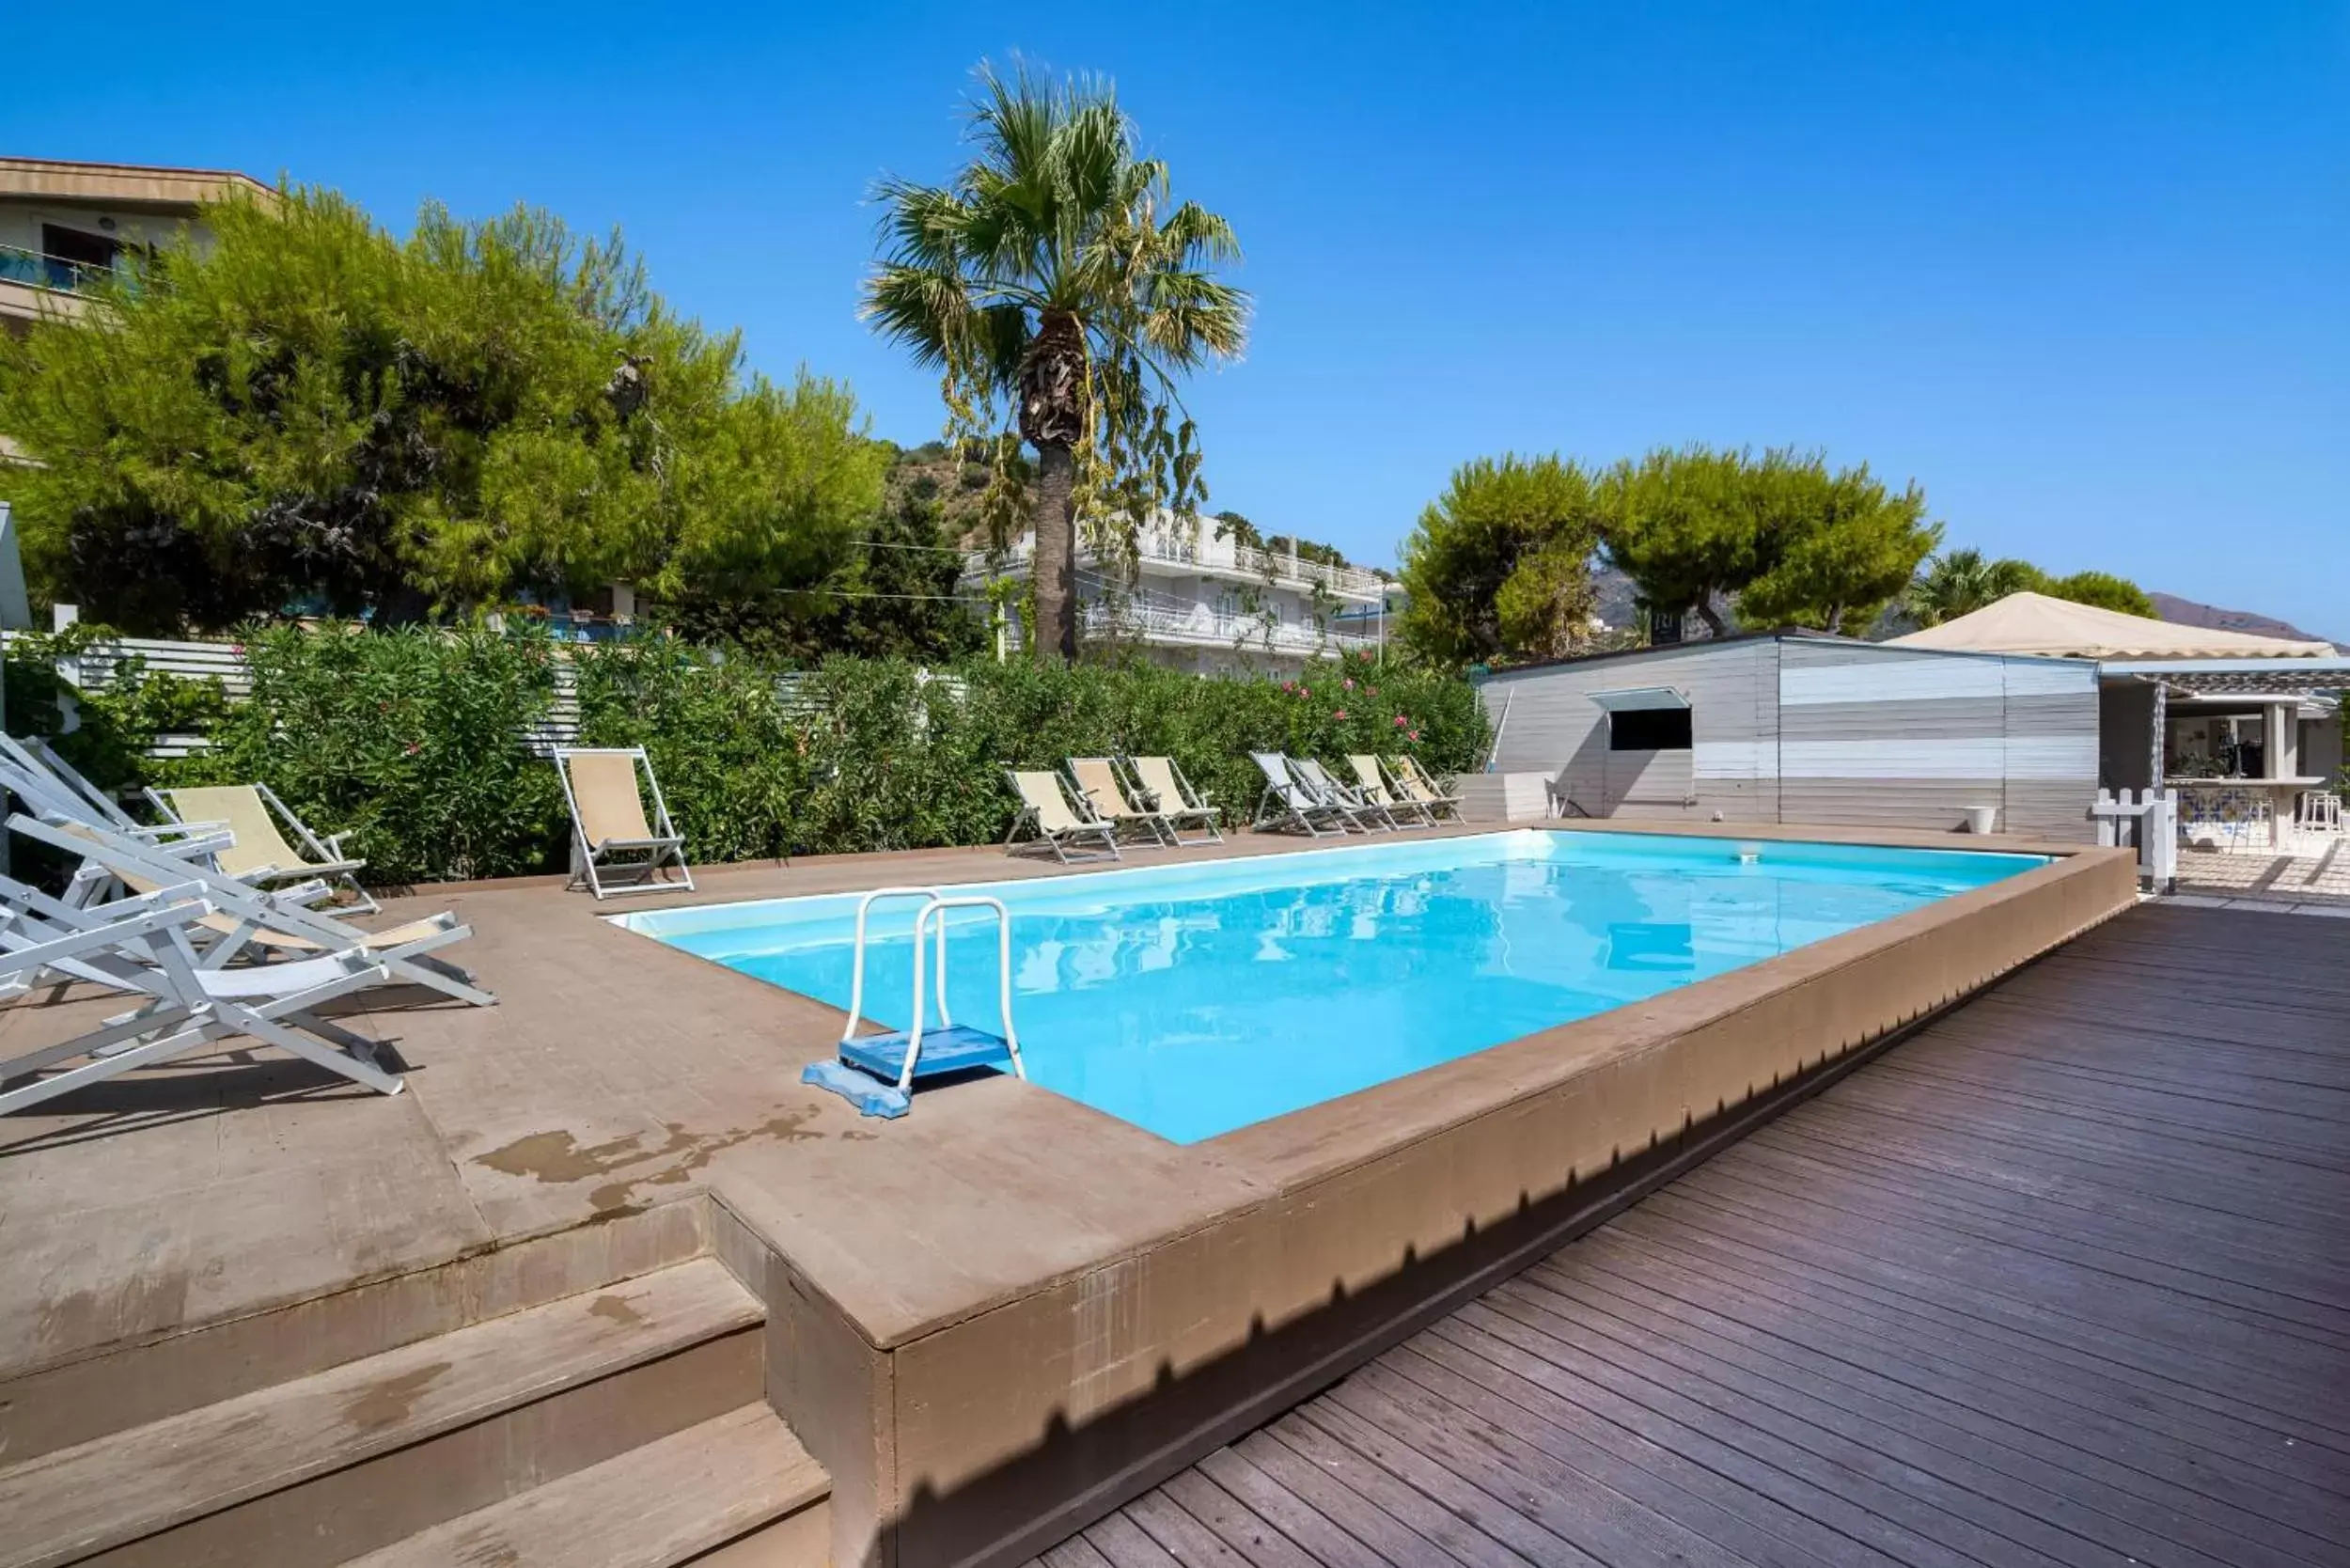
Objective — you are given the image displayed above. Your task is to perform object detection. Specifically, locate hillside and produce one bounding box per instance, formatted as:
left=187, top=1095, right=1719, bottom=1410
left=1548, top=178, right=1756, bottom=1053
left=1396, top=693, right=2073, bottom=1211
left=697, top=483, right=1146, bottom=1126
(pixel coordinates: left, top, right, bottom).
left=2149, top=592, right=2340, bottom=651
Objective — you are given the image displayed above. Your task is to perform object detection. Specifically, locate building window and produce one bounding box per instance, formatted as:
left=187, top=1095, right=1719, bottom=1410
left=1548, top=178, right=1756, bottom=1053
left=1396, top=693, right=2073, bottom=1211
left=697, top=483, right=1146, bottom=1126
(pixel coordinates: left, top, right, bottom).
left=39, top=224, right=121, bottom=291
left=1609, top=708, right=1692, bottom=751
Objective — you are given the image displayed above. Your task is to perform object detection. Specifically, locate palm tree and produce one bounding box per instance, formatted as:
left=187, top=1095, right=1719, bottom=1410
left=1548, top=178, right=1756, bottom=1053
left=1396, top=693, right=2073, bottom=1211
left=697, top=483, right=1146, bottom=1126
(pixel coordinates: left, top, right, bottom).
left=862, top=63, right=1249, bottom=661
left=1904, top=547, right=2042, bottom=627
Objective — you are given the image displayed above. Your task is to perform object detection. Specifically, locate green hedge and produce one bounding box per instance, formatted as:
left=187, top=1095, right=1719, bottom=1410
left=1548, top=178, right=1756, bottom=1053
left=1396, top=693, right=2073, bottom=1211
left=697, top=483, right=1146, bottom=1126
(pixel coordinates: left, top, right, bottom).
left=8, top=626, right=1488, bottom=885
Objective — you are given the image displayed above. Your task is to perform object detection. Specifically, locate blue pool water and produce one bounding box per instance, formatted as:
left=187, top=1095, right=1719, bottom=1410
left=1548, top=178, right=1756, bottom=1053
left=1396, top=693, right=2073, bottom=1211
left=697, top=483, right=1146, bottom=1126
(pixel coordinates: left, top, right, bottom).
left=616, top=831, right=2042, bottom=1143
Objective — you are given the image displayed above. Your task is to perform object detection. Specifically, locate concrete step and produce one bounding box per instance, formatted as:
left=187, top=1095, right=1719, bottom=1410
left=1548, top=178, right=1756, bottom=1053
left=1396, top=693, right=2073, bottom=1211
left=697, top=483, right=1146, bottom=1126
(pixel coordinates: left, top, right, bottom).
left=3, top=1197, right=709, bottom=1466
left=342, top=1403, right=830, bottom=1568
left=0, top=1257, right=763, bottom=1568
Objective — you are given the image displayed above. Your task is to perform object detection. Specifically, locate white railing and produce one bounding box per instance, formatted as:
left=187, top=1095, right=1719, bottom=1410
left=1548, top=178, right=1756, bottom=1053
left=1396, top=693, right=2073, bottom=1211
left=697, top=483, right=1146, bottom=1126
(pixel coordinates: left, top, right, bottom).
left=7, top=631, right=256, bottom=699
left=2092, top=787, right=2178, bottom=888
left=969, top=530, right=1386, bottom=602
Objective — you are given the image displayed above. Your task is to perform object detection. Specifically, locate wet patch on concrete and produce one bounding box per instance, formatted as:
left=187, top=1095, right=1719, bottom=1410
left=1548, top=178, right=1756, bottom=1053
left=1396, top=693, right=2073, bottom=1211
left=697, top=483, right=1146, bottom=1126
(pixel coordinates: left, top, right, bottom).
left=342, top=1360, right=450, bottom=1434
left=472, top=1111, right=823, bottom=1216
left=586, top=1292, right=644, bottom=1328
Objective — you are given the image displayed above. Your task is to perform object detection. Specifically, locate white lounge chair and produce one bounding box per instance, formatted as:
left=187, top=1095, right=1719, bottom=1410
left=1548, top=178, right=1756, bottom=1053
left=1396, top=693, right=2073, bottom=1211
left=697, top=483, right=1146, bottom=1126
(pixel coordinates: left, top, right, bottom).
left=0, top=734, right=221, bottom=848
left=1384, top=755, right=1464, bottom=823
left=1250, top=752, right=1353, bottom=838
left=1002, top=769, right=1120, bottom=863
left=0, top=878, right=403, bottom=1116
left=1291, top=757, right=1399, bottom=833
left=148, top=782, right=376, bottom=913
left=1121, top=755, right=1222, bottom=845
left=556, top=746, right=692, bottom=899
left=8, top=811, right=490, bottom=1009
left=1066, top=757, right=1172, bottom=846
left=1348, top=753, right=1435, bottom=828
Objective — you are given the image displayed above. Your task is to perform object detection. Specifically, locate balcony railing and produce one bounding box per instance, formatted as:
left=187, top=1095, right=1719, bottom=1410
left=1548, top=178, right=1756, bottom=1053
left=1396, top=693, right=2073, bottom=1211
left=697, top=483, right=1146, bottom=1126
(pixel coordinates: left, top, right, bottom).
left=969, top=531, right=1388, bottom=602
left=997, top=594, right=1379, bottom=658
left=0, top=243, right=117, bottom=294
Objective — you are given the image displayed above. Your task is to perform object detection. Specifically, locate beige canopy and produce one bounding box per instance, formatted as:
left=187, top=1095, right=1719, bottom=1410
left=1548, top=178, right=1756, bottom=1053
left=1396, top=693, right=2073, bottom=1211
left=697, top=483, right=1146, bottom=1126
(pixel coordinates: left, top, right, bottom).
left=1890, top=592, right=2333, bottom=660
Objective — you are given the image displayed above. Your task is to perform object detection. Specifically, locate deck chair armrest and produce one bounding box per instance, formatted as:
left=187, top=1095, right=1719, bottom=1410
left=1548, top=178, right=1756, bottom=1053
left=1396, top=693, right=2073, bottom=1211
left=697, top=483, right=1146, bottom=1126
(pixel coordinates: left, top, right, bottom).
left=591, top=834, right=683, bottom=853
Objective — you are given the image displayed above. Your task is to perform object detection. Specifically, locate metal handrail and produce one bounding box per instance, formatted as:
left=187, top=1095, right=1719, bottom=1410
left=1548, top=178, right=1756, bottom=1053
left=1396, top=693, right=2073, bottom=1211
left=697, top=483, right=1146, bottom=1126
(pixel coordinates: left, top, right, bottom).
left=840, top=886, right=948, bottom=1044
left=901, top=895, right=1024, bottom=1091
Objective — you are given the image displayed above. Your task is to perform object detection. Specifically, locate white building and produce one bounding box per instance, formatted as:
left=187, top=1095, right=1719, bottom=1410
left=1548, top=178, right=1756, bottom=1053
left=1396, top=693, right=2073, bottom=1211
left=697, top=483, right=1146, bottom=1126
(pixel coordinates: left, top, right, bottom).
left=1, top=157, right=272, bottom=337
left=965, top=512, right=1392, bottom=675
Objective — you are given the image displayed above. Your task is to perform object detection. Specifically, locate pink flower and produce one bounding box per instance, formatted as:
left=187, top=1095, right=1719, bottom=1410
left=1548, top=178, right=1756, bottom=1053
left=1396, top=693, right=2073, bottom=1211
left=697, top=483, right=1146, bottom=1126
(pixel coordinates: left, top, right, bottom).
left=403, top=741, right=421, bottom=756
left=1408, top=729, right=1420, bottom=742
left=1393, top=714, right=1407, bottom=727
left=1343, top=678, right=1355, bottom=691
left=1333, top=709, right=1348, bottom=721
left=230, top=644, right=246, bottom=655
left=1299, top=686, right=1310, bottom=698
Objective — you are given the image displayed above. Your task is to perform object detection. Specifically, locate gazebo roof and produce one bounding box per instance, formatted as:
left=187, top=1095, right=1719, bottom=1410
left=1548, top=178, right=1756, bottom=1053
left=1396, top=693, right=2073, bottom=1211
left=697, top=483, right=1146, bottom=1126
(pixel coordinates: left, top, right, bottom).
left=1889, top=592, right=2334, bottom=660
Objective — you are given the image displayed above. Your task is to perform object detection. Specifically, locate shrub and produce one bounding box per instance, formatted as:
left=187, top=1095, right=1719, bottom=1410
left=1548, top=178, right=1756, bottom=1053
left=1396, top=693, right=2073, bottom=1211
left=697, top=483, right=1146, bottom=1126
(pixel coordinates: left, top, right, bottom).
left=167, top=624, right=567, bottom=884
left=7, top=626, right=1489, bottom=880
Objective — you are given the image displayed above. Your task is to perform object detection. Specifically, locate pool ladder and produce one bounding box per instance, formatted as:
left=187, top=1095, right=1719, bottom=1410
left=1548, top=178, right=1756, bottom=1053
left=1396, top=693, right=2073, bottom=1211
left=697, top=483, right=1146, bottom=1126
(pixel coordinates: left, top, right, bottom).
left=836, top=886, right=1026, bottom=1094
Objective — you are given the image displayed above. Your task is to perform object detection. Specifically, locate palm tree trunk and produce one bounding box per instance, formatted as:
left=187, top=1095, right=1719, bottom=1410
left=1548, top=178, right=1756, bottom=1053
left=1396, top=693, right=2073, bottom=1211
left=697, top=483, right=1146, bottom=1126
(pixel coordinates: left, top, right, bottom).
left=1032, top=440, right=1079, bottom=662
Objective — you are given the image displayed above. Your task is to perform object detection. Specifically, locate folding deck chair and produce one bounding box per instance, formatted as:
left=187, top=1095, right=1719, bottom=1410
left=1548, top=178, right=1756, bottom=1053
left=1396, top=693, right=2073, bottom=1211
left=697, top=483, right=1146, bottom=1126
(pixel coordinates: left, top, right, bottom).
left=1291, top=757, right=1400, bottom=832
left=1002, top=770, right=1120, bottom=863
left=1347, top=754, right=1435, bottom=827
left=1250, top=752, right=1354, bottom=838
left=7, top=811, right=490, bottom=1009
left=0, top=734, right=218, bottom=847
left=0, top=880, right=404, bottom=1116
left=148, top=783, right=377, bottom=913
left=1385, top=755, right=1464, bottom=822
left=1066, top=757, right=1173, bottom=846
left=1120, top=755, right=1222, bottom=845
left=555, top=747, right=693, bottom=900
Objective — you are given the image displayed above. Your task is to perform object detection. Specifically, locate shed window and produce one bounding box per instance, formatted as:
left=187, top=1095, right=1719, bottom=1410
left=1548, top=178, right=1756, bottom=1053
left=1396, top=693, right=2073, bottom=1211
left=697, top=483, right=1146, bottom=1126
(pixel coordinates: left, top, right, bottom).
left=1609, top=707, right=1692, bottom=751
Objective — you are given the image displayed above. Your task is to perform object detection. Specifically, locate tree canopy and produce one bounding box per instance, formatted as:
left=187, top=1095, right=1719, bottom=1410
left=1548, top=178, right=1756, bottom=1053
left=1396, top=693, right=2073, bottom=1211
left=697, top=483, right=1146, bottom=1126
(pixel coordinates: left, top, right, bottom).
left=1398, top=454, right=1603, bottom=666
left=0, top=187, right=883, bottom=634
left=1598, top=446, right=1938, bottom=635
left=861, top=60, right=1248, bottom=661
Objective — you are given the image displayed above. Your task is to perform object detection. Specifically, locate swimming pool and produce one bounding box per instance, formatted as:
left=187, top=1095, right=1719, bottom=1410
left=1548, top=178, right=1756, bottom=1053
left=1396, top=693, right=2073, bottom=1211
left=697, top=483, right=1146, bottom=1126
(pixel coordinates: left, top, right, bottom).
left=616, top=830, right=2044, bottom=1143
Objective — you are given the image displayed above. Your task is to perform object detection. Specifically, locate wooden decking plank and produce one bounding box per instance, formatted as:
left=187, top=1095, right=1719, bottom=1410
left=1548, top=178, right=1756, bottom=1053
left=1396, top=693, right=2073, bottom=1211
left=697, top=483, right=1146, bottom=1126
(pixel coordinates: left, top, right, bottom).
left=1608, top=1202, right=2350, bottom=1494
left=1548, top=1244, right=2335, bottom=1568
left=1653, top=1181, right=2350, bottom=1434
left=1376, top=1340, right=1894, bottom=1568
left=1480, top=1277, right=2219, bottom=1568
left=1193, top=1449, right=1394, bottom=1568
left=1286, top=1403, right=1597, bottom=1568
left=1431, top=1306, right=2008, bottom=1568
left=1261, top=1412, right=1553, bottom=1568
left=1716, top=1137, right=2350, bottom=1344
left=1047, top=905, right=2350, bottom=1566
left=1791, top=1087, right=2350, bottom=1231
left=1232, top=1425, right=1502, bottom=1568
left=1751, top=1114, right=2350, bottom=1293
left=1040, top=1538, right=1120, bottom=1568
left=1570, top=1228, right=2348, bottom=1544
left=1083, top=1509, right=1189, bottom=1568
left=1155, top=1471, right=1328, bottom=1568
left=1329, top=1363, right=1762, bottom=1568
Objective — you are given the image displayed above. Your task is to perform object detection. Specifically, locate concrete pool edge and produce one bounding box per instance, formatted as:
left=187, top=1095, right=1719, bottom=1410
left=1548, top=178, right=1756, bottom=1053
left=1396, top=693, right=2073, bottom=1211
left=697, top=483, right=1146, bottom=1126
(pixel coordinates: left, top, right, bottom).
left=715, top=825, right=2138, bottom=1567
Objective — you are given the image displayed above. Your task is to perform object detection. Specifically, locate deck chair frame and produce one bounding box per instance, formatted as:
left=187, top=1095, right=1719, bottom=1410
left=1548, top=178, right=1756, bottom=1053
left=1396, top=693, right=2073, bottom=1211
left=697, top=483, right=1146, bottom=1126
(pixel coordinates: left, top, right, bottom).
left=146, top=780, right=378, bottom=913
left=1118, top=755, right=1222, bottom=845
left=0, top=886, right=402, bottom=1117
left=1384, top=755, right=1464, bottom=822
left=1249, top=752, right=1353, bottom=838
left=1347, top=753, right=1436, bottom=828
left=1002, top=768, right=1120, bottom=864
left=555, top=746, right=694, bottom=900
left=0, top=734, right=222, bottom=848
left=8, top=811, right=491, bottom=1010
left=1292, top=757, right=1400, bottom=833
left=1064, top=758, right=1173, bottom=847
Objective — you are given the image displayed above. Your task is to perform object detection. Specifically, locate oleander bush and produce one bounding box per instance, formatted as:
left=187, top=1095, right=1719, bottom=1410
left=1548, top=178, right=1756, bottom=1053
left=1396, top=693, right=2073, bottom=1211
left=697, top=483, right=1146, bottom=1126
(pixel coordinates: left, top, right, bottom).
left=5, top=625, right=1488, bottom=884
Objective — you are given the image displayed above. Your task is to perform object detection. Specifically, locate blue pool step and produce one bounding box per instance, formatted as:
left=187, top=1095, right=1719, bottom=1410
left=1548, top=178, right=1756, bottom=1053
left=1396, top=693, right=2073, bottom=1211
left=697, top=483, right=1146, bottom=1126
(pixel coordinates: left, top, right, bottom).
left=839, top=1024, right=1015, bottom=1083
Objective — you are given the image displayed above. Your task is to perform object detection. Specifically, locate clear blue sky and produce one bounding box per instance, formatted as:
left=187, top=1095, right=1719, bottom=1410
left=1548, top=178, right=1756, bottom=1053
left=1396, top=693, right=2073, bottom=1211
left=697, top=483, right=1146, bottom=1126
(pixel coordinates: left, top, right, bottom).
left=8, top=3, right=2345, bottom=635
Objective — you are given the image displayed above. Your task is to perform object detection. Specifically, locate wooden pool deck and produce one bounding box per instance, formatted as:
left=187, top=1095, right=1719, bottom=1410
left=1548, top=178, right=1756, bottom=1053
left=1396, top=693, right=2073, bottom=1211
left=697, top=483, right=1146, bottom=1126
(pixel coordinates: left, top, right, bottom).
left=1037, top=902, right=2350, bottom=1568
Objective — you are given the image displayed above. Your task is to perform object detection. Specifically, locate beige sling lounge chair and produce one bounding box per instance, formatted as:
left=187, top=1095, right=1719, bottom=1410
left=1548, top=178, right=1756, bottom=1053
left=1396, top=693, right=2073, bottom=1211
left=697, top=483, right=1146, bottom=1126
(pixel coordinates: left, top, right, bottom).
left=1120, top=755, right=1222, bottom=845
left=556, top=747, right=693, bottom=899
left=1349, top=753, right=1435, bottom=827
left=1067, top=758, right=1172, bottom=846
left=1003, top=769, right=1120, bottom=863
left=1384, top=755, right=1464, bottom=822
left=151, top=783, right=376, bottom=912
